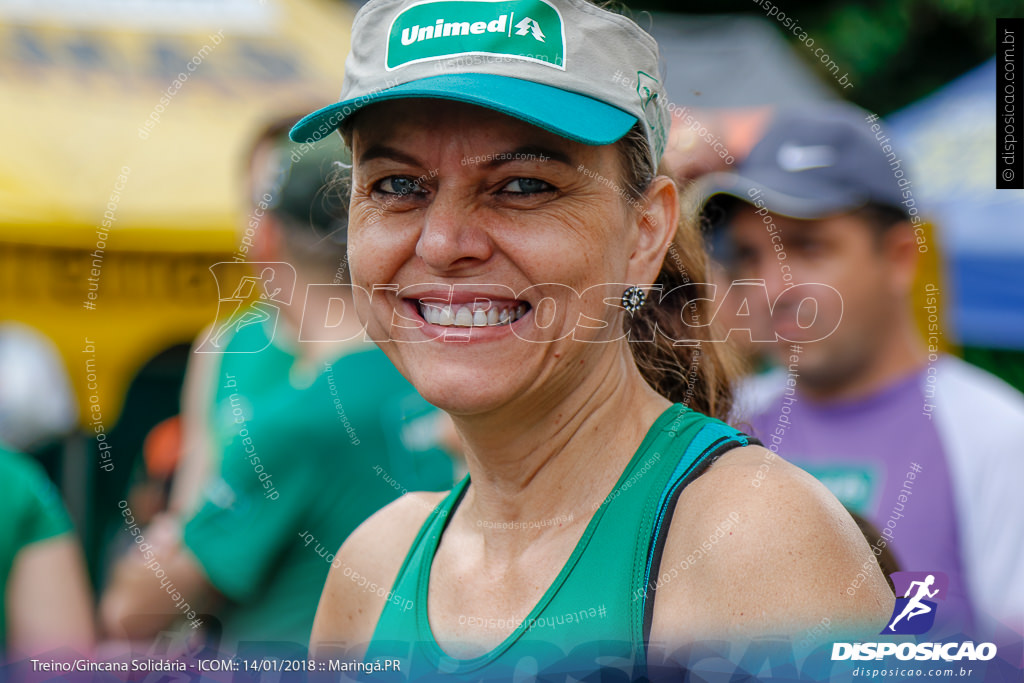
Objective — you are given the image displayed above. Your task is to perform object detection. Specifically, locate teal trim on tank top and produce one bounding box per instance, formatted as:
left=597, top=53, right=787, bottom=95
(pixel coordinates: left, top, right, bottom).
left=364, top=403, right=751, bottom=679
left=641, top=420, right=752, bottom=619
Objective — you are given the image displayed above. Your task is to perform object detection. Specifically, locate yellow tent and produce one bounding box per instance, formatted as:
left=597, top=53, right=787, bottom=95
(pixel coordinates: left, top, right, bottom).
left=0, top=0, right=354, bottom=425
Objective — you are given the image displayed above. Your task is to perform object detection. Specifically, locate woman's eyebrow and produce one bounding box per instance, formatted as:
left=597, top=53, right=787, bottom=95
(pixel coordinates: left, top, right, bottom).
left=357, top=144, right=423, bottom=167
left=482, top=146, right=572, bottom=168
left=356, top=143, right=573, bottom=170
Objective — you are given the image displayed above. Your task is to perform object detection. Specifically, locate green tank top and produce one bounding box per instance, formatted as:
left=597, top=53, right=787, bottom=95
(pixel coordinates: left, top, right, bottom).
left=363, top=403, right=753, bottom=680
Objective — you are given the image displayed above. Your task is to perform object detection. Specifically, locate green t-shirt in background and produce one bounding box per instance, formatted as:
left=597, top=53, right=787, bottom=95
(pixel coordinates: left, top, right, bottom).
left=184, top=320, right=453, bottom=646
left=0, top=445, right=73, bottom=650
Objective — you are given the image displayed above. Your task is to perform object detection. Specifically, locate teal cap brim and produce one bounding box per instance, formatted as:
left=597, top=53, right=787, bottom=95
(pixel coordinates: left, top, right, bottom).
left=289, top=73, right=638, bottom=146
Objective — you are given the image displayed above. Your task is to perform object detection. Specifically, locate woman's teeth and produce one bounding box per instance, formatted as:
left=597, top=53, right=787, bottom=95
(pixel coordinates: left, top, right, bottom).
left=419, top=301, right=527, bottom=327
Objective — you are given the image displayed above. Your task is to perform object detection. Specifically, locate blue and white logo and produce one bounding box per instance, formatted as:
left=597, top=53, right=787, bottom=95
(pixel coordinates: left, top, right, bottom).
left=833, top=570, right=997, bottom=664
left=883, top=571, right=947, bottom=635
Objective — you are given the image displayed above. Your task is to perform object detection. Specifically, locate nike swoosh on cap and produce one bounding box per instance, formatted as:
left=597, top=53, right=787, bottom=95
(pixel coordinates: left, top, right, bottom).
left=776, top=142, right=837, bottom=172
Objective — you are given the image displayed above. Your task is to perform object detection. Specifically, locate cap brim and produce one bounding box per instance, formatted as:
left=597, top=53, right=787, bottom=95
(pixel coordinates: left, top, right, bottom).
left=696, top=171, right=869, bottom=224
left=289, top=73, right=637, bottom=146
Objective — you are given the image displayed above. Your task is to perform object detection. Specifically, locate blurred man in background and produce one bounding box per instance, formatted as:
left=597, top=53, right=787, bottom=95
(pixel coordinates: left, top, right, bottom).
left=698, top=104, right=1024, bottom=637
left=100, top=117, right=454, bottom=647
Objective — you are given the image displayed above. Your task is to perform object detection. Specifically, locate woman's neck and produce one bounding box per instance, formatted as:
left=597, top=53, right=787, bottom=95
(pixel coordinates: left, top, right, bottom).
left=451, top=353, right=672, bottom=547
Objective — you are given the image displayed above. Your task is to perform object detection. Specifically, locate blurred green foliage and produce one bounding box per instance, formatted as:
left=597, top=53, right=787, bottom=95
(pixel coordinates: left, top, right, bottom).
left=621, top=0, right=1017, bottom=114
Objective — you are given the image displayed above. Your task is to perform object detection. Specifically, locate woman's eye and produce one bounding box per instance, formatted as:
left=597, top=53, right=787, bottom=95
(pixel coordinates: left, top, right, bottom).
left=376, top=176, right=425, bottom=196
left=501, top=178, right=554, bottom=195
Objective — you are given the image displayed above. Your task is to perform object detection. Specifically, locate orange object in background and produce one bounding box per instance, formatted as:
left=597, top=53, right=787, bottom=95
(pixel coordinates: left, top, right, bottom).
left=143, top=415, right=182, bottom=480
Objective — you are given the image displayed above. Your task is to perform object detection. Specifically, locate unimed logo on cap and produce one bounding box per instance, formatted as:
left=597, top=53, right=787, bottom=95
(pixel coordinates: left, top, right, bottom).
left=386, top=0, right=565, bottom=70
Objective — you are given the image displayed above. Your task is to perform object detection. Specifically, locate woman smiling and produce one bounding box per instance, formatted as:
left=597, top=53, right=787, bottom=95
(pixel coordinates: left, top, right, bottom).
left=290, top=0, right=893, bottom=677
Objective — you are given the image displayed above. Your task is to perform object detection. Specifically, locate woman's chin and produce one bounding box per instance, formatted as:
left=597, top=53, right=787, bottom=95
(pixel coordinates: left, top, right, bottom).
left=413, top=375, right=527, bottom=419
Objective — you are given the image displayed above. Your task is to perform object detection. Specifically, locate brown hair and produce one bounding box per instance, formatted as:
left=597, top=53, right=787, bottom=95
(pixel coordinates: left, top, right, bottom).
left=615, top=126, right=740, bottom=421
left=851, top=203, right=914, bottom=247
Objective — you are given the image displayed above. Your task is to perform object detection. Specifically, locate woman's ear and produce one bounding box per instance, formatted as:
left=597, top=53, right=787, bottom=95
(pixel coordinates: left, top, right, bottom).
left=626, top=175, right=679, bottom=286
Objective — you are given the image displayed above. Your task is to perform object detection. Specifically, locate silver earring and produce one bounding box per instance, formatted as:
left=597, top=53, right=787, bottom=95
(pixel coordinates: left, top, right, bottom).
left=622, top=285, right=646, bottom=313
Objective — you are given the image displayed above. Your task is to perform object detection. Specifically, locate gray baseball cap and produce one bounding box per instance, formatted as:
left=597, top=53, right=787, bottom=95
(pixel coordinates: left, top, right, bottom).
left=698, top=103, right=910, bottom=226
left=289, top=0, right=669, bottom=166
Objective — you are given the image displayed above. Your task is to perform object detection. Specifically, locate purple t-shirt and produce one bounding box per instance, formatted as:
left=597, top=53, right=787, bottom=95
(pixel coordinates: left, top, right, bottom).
left=739, top=368, right=974, bottom=632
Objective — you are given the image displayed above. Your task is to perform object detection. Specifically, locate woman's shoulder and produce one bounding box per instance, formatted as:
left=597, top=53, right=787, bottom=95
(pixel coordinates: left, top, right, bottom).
left=680, top=445, right=844, bottom=523
left=311, top=491, right=449, bottom=654
left=669, top=445, right=842, bottom=558
left=650, top=445, right=893, bottom=641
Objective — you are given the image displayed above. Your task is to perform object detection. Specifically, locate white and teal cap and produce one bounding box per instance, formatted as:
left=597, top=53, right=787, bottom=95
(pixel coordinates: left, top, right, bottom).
left=290, top=0, right=669, bottom=166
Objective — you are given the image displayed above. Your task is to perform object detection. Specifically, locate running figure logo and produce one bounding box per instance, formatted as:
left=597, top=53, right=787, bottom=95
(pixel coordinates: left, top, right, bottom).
left=883, top=571, right=948, bottom=635
left=196, top=262, right=296, bottom=353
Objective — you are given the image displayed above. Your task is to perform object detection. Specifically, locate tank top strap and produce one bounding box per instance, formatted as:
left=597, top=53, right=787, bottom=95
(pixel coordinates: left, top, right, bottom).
left=394, top=474, right=469, bottom=584
left=640, top=419, right=757, bottom=642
